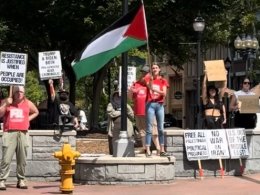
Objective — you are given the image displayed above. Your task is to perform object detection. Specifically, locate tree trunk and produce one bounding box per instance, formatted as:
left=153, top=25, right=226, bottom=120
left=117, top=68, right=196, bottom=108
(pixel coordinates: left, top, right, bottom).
left=89, top=66, right=108, bottom=131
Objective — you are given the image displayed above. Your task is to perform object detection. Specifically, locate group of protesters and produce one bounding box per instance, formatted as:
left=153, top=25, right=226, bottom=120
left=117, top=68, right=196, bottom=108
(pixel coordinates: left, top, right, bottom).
left=107, top=62, right=170, bottom=157
left=202, top=72, right=259, bottom=130
left=107, top=64, right=260, bottom=158
left=0, top=62, right=259, bottom=190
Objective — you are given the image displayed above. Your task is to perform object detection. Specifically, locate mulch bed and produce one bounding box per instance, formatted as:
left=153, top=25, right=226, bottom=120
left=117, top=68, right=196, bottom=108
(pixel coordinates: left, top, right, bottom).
left=75, top=130, right=142, bottom=154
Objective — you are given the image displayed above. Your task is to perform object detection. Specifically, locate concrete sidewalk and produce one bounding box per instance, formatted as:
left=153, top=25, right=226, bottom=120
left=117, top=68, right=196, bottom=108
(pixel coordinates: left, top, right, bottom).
left=2, top=173, right=260, bottom=195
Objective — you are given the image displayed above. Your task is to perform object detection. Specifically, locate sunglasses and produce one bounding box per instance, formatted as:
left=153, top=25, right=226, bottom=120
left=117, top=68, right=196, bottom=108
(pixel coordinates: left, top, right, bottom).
left=243, top=82, right=251, bottom=85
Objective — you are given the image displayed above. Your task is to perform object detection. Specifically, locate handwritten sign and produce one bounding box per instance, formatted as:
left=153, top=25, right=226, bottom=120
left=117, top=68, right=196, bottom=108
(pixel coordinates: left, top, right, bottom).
left=238, top=95, right=260, bottom=113
left=184, top=130, right=210, bottom=161
left=38, top=51, right=62, bottom=80
left=0, top=51, right=27, bottom=85
left=226, top=128, right=249, bottom=159
left=119, top=66, right=136, bottom=93
left=207, top=129, right=230, bottom=159
left=204, top=60, right=226, bottom=81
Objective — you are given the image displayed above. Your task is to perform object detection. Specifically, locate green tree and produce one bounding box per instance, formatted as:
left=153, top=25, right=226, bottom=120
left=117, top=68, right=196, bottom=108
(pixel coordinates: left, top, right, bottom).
left=1, top=0, right=260, bottom=130
left=25, top=70, right=45, bottom=105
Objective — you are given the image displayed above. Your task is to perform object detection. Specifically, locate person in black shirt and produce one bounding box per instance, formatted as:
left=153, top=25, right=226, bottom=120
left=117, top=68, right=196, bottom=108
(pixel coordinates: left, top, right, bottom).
left=48, top=79, right=79, bottom=130
left=202, top=74, right=226, bottom=129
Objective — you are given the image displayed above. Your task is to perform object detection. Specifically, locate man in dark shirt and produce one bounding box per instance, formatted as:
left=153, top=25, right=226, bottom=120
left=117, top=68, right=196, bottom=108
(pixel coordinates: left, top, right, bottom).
left=48, top=79, right=79, bottom=130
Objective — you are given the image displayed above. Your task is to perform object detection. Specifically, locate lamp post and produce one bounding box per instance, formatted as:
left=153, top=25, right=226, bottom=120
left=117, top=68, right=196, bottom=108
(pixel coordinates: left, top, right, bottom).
left=193, top=15, right=205, bottom=129
left=234, top=34, right=259, bottom=76
left=224, top=57, right=232, bottom=127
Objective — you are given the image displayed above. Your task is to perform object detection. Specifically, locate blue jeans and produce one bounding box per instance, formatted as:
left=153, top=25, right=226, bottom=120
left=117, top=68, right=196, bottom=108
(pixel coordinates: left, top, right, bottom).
left=145, top=102, right=165, bottom=146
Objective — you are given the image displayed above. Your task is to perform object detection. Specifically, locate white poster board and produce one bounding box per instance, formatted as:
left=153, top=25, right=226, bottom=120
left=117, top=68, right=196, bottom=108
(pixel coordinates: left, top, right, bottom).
left=225, top=128, right=249, bottom=159
left=38, top=51, right=62, bottom=80
left=119, top=66, right=136, bottom=94
left=207, top=129, right=230, bottom=159
left=184, top=130, right=210, bottom=161
left=0, top=52, right=27, bottom=85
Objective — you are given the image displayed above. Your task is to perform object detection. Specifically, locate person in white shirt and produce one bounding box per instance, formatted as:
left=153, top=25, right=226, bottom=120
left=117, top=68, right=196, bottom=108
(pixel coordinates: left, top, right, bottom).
left=78, top=109, right=88, bottom=130
left=229, top=77, right=257, bottom=129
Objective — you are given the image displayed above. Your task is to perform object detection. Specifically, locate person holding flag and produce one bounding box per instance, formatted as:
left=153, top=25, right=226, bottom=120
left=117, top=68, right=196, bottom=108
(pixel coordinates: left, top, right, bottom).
left=129, top=65, right=160, bottom=154
left=143, top=63, right=169, bottom=157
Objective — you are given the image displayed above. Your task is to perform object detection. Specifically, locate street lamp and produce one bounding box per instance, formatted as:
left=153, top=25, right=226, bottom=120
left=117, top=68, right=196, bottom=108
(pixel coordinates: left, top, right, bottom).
left=193, top=15, right=205, bottom=129
left=234, top=34, right=259, bottom=75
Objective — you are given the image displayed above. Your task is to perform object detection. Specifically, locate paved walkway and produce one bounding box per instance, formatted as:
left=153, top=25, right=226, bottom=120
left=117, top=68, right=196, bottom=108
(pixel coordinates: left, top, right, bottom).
left=2, top=173, right=260, bottom=195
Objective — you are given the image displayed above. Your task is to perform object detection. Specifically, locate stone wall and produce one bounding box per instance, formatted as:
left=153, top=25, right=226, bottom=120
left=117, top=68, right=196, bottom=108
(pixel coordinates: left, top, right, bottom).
left=0, top=130, right=76, bottom=181
left=164, top=128, right=260, bottom=178
left=75, top=154, right=175, bottom=184
left=1, top=128, right=260, bottom=181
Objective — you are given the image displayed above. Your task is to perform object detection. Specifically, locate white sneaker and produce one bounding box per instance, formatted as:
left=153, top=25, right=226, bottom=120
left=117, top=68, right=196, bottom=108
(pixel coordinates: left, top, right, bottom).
left=0, top=180, right=6, bottom=190
left=17, top=180, right=28, bottom=189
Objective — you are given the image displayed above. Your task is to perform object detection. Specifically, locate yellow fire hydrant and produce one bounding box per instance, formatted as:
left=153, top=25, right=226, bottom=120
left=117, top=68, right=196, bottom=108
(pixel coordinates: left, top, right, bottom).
left=53, top=143, right=81, bottom=194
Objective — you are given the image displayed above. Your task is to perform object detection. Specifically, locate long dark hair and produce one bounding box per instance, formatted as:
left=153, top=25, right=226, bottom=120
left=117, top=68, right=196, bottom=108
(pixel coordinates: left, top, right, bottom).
left=207, top=85, right=219, bottom=101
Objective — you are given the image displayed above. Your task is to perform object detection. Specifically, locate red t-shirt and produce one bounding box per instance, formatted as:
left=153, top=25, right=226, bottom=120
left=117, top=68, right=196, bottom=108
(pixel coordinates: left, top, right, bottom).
left=4, top=99, right=30, bottom=131
left=144, top=76, right=169, bottom=103
left=131, top=81, right=147, bottom=116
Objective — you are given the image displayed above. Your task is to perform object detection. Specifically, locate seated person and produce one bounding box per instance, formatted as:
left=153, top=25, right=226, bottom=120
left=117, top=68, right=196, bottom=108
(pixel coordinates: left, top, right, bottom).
left=48, top=79, right=79, bottom=130
left=77, top=108, right=88, bottom=130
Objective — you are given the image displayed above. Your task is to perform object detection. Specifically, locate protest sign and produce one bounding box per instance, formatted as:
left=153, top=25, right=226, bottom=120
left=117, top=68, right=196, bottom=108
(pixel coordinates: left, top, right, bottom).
left=0, top=51, right=27, bottom=85
left=204, top=60, right=226, bottom=81
left=38, top=51, right=62, bottom=80
left=238, top=95, right=260, bottom=113
left=118, top=66, right=136, bottom=94
left=184, top=130, right=210, bottom=161
left=207, top=129, right=230, bottom=159
left=225, top=128, right=249, bottom=159
left=251, top=83, right=260, bottom=97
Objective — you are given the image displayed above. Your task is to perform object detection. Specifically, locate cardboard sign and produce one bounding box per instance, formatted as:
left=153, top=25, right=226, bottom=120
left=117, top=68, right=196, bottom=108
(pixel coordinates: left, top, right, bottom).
left=204, top=60, right=227, bottom=81
left=238, top=95, right=260, bottom=113
left=207, top=129, right=230, bottom=159
left=226, top=128, right=249, bottom=159
left=184, top=130, right=210, bottom=161
left=38, top=51, right=62, bottom=80
left=251, top=84, right=260, bottom=97
left=0, top=51, right=27, bottom=85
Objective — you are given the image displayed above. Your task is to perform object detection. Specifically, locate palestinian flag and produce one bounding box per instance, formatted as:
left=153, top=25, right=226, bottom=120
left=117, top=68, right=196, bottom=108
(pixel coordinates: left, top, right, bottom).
left=72, top=2, right=148, bottom=80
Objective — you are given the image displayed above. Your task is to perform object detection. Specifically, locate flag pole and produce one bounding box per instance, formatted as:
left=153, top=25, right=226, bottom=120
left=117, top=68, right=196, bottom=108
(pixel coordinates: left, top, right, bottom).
left=120, top=0, right=128, bottom=134
left=113, top=0, right=135, bottom=157
left=143, top=0, right=152, bottom=71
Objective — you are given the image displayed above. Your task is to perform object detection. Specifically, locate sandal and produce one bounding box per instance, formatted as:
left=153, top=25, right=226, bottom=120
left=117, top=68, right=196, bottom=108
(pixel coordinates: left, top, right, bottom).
left=145, top=152, right=152, bottom=157
left=160, top=152, right=170, bottom=157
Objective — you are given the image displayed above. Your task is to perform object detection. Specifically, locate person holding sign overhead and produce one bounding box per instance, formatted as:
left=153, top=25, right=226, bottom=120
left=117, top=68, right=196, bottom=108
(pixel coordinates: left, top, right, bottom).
left=48, top=79, right=79, bottom=130
left=229, top=77, right=257, bottom=129
left=0, top=86, right=39, bottom=190
left=202, top=73, right=226, bottom=129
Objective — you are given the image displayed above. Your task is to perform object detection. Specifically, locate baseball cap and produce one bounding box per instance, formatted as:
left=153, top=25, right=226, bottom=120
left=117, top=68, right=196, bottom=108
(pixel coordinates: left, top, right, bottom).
left=58, top=89, right=69, bottom=94
left=140, top=65, right=150, bottom=73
